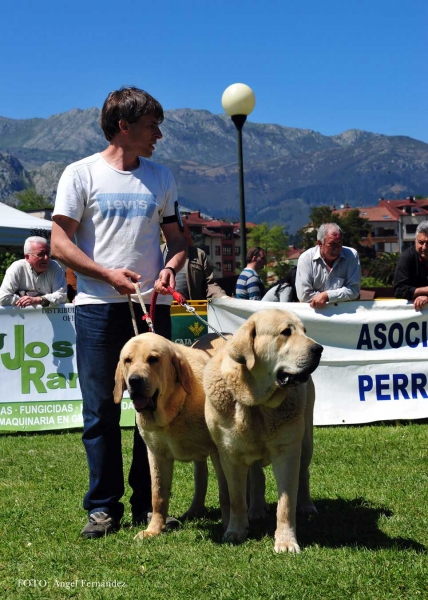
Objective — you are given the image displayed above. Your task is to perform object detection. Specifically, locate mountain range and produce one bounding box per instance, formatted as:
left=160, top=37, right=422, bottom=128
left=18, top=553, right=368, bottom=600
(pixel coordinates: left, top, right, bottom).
left=1, top=107, right=427, bottom=233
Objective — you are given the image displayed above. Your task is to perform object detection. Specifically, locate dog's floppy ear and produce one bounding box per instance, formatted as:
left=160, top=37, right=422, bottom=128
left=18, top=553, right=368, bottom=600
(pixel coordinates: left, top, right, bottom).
left=228, top=319, right=256, bottom=370
left=113, top=360, right=126, bottom=404
left=171, top=350, right=193, bottom=394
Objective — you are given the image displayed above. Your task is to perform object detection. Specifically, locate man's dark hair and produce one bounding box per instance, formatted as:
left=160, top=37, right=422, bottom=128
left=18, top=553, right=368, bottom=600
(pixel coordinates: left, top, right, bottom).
left=100, top=86, right=164, bottom=141
left=246, top=246, right=264, bottom=264
left=272, top=266, right=298, bottom=302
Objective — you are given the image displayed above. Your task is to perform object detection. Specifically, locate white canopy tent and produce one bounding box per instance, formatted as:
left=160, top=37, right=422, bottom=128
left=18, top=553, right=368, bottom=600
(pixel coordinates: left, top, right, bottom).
left=0, top=202, right=53, bottom=248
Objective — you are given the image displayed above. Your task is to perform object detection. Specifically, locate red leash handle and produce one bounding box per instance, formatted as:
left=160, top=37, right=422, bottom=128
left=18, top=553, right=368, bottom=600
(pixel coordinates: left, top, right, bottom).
left=145, top=286, right=188, bottom=333
left=166, top=285, right=188, bottom=305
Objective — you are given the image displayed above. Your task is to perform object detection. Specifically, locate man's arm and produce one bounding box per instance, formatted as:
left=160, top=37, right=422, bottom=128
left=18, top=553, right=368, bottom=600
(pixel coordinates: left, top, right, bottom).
left=51, top=216, right=141, bottom=295
left=296, top=249, right=360, bottom=308
left=411, top=284, right=428, bottom=310
left=394, top=251, right=428, bottom=310
left=157, top=222, right=187, bottom=293
left=202, top=252, right=227, bottom=299
left=325, top=251, right=361, bottom=303
left=247, top=274, right=263, bottom=301
left=0, top=263, right=55, bottom=308
left=412, top=286, right=428, bottom=298
left=394, top=252, right=424, bottom=301
left=0, top=264, right=21, bottom=306
left=295, top=253, right=317, bottom=302
left=42, top=261, right=67, bottom=306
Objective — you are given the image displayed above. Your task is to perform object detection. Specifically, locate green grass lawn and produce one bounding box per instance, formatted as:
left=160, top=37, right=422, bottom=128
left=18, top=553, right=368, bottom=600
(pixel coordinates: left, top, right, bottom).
left=1, top=423, right=427, bottom=599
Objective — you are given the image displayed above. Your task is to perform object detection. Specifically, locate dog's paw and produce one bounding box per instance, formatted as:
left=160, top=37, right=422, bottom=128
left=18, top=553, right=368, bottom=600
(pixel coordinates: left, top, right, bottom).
left=133, top=529, right=161, bottom=541
left=248, top=503, right=268, bottom=522
left=274, top=540, right=301, bottom=554
left=181, top=506, right=207, bottom=521
left=222, top=528, right=248, bottom=545
left=297, top=502, right=318, bottom=515
left=274, top=528, right=301, bottom=554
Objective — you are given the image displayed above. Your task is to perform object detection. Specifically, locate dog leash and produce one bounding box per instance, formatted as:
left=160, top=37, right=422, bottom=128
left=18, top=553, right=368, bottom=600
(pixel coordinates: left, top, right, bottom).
left=128, top=283, right=227, bottom=340
left=127, top=283, right=155, bottom=336
left=165, top=286, right=228, bottom=340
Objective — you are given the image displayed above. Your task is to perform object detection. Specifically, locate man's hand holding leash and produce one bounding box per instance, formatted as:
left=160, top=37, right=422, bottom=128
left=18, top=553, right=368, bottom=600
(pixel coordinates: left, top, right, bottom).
left=155, top=266, right=176, bottom=294
left=107, top=268, right=142, bottom=295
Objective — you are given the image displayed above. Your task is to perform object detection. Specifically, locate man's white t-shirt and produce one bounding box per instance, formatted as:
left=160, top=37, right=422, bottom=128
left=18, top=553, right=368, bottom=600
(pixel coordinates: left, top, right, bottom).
left=53, top=153, right=176, bottom=306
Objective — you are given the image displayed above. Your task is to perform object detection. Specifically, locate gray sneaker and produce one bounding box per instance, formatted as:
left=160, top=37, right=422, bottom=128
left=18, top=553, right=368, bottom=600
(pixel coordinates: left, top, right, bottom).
left=132, top=511, right=181, bottom=529
left=81, top=511, right=118, bottom=539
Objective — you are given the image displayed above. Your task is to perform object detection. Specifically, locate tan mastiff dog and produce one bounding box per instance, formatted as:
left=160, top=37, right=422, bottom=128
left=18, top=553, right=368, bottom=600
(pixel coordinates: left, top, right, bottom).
left=204, top=308, right=323, bottom=553
left=114, top=332, right=229, bottom=539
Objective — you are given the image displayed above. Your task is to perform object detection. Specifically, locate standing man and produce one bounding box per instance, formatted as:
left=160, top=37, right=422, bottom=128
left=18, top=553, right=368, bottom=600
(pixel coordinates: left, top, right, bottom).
left=51, top=86, right=187, bottom=538
left=296, top=223, right=360, bottom=308
left=394, top=220, right=428, bottom=311
left=235, top=246, right=266, bottom=300
left=0, top=236, right=66, bottom=307
left=161, top=228, right=227, bottom=300
left=181, top=245, right=227, bottom=299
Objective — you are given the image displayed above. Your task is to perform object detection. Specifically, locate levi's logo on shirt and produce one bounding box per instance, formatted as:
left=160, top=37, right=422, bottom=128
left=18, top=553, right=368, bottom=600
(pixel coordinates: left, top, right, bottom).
left=96, top=193, right=157, bottom=219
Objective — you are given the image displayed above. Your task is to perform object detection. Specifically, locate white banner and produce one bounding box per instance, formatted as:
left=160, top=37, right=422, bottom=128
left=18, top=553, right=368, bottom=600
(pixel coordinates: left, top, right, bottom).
left=0, top=305, right=137, bottom=431
left=2, top=300, right=427, bottom=430
left=0, top=303, right=210, bottom=432
left=207, top=298, right=428, bottom=425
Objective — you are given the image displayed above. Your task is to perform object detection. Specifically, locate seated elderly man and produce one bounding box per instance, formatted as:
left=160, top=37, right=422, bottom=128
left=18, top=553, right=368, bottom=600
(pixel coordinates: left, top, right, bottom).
left=0, top=236, right=66, bottom=307
left=296, top=223, right=361, bottom=309
left=394, top=220, right=428, bottom=311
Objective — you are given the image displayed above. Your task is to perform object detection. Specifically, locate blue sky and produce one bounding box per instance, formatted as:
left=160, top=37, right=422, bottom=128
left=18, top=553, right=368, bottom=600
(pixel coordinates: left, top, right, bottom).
left=1, top=0, right=427, bottom=141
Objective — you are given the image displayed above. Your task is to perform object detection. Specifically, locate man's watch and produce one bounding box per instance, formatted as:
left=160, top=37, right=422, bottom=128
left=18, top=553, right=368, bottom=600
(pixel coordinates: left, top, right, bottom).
left=40, top=297, right=49, bottom=307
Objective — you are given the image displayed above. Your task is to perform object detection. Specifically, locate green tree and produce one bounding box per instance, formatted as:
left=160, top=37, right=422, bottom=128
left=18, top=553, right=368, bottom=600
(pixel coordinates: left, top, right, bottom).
left=14, top=188, right=49, bottom=211
left=298, top=206, right=376, bottom=272
left=247, top=223, right=289, bottom=282
left=361, top=276, right=386, bottom=288
left=298, top=206, right=338, bottom=249
left=0, top=251, right=21, bottom=285
left=367, top=252, right=399, bottom=286
left=340, top=209, right=372, bottom=248
left=298, top=206, right=371, bottom=251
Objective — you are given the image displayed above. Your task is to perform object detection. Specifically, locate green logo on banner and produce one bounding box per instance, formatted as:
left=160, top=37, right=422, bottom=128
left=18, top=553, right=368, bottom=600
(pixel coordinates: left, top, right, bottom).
left=0, top=325, right=79, bottom=394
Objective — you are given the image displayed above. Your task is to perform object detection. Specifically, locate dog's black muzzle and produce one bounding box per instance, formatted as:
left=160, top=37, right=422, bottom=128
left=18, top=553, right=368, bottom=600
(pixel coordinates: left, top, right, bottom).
left=127, top=374, right=159, bottom=412
left=276, top=343, right=324, bottom=388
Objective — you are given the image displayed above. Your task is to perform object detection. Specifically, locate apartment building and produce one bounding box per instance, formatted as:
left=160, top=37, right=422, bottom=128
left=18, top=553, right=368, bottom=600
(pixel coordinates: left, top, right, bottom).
left=335, top=197, right=428, bottom=254
left=181, top=210, right=241, bottom=278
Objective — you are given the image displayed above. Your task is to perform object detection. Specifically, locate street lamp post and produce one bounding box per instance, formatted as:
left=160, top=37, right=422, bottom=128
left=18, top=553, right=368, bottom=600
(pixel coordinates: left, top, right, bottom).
left=222, top=83, right=256, bottom=266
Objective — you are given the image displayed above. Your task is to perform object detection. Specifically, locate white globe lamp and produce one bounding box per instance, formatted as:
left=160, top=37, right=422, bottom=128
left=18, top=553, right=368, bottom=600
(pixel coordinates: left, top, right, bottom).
left=221, top=83, right=256, bottom=262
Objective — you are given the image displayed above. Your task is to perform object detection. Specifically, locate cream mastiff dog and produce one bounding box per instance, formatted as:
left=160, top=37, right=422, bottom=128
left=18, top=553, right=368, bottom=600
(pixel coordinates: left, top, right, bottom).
left=203, top=308, right=323, bottom=553
left=114, top=332, right=229, bottom=539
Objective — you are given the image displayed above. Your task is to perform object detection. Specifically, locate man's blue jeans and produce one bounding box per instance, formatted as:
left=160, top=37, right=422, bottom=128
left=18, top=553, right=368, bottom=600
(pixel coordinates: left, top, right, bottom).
left=76, top=302, right=171, bottom=520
